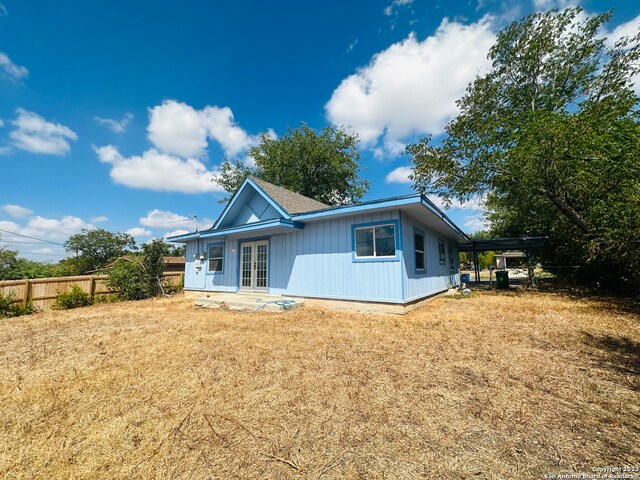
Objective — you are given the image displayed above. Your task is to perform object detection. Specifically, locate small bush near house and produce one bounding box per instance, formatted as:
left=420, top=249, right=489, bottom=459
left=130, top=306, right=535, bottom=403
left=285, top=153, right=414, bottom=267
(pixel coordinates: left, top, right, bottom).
left=105, top=239, right=172, bottom=301
left=106, top=257, right=149, bottom=301
left=52, top=285, right=91, bottom=310
left=0, top=292, right=34, bottom=318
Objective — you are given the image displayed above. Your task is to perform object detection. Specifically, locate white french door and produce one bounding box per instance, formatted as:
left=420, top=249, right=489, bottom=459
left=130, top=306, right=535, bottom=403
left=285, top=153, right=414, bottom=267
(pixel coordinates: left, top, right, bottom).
left=239, top=240, right=269, bottom=291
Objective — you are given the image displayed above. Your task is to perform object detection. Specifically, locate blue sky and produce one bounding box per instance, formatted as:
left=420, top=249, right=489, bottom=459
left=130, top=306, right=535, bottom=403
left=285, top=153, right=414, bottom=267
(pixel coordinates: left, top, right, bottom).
left=0, top=0, right=638, bottom=261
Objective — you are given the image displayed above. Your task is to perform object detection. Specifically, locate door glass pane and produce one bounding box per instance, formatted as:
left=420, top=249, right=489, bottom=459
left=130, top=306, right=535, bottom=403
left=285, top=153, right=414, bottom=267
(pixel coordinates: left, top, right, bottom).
left=255, top=244, right=268, bottom=288
left=375, top=225, right=395, bottom=256
left=355, top=227, right=374, bottom=257
left=241, top=245, right=252, bottom=287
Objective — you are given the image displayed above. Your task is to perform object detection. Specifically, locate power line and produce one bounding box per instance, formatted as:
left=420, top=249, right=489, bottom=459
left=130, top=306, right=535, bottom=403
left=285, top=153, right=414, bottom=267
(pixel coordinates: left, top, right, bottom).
left=0, top=240, right=60, bottom=245
left=144, top=215, right=197, bottom=226
left=0, top=227, right=65, bottom=246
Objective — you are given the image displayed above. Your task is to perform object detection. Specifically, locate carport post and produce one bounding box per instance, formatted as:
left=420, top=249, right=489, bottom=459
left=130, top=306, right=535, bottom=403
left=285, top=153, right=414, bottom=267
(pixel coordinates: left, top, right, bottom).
left=474, top=250, right=480, bottom=283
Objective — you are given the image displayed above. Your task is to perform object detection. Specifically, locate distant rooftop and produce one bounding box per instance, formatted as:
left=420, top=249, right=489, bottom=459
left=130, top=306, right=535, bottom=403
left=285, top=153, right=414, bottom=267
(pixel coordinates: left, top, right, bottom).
left=250, top=176, right=329, bottom=215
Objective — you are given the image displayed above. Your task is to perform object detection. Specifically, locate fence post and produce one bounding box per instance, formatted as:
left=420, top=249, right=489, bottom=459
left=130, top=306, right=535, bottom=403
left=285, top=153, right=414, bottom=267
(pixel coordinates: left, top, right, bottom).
left=89, top=276, right=96, bottom=299
left=23, top=279, right=30, bottom=307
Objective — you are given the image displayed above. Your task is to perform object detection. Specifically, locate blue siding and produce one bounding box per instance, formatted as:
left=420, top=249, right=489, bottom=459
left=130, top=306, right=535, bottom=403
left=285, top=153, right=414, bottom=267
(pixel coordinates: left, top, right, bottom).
left=184, top=238, right=238, bottom=292
left=185, top=208, right=459, bottom=304
left=268, top=210, right=403, bottom=302
left=401, top=212, right=460, bottom=302
left=229, top=193, right=281, bottom=225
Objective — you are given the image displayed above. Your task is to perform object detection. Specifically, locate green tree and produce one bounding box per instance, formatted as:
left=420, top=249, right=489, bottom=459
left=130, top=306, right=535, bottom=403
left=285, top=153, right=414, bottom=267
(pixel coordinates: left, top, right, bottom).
left=105, top=239, right=172, bottom=300
left=142, top=239, right=171, bottom=297
left=0, top=245, right=18, bottom=280
left=168, top=244, right=186, bottom=257
left=64, top=229, right=136, bottom=273
left=0, top=237, right=62, bottom=280
left=214, top=123, right=369, bottom=205
left=407, top=8, right=640, bottom=288
left=459, top=231, right=495, bottom=270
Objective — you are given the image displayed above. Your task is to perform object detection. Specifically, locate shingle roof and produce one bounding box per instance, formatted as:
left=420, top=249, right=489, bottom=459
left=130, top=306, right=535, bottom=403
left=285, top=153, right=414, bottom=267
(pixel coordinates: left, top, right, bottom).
left=250, top=176, right=329, bottom=214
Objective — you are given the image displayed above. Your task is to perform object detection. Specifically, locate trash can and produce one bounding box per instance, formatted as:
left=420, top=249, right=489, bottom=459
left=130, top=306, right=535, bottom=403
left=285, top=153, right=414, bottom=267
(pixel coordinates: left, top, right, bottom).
left=495, top=270, right=509, bottom=289
left=460, top=273, right=470, bottom=283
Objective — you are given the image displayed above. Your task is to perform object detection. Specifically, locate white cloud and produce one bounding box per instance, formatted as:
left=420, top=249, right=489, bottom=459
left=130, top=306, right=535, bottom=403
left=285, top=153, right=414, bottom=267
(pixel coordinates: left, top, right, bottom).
left=0, top=212, right=100, bottom=262
left=9, top=109, right=77, bottom=155
left=606, top=14, right=640, bottom=44
left=95, top=113, right=133, bottom=133
left=0, top=3, right=7, bottom=16
left=602, top=14, right=640, bottom=94
left=385, top=166, right=413, bottom=184
left=0, top=219, right=21, bottom=234
left=427, top=194, right=485, bottom=211
left=164, top=229, right=190, bottom=238
left=383, top=0, right=413, bottom=16
left=326, top=17, right=495, bottom=155
left=90, top=216, right=108, bottom=223
left=200, top=105, right=261, bottom=157
left=531, top=0, right=575, bottom=11
left=147, top=100, right=261, bottom=158
left=94, top=145, right=224, bottom=194
left=0, top=120, right=4, bottom=127
left=0, top=52, right=28, bottom=81
left=26, top=215, right=94, bottom=238
left=463, top=214, right=487, bottom=232
left=347, top=39, right=359, bottom=52
left=126, top=227, right=152, bottom=237
left=148, top=101, right=207, bottom=157
left=139, top=209, right=194, bottom=229
left=2, top=204, right=33, bottom=218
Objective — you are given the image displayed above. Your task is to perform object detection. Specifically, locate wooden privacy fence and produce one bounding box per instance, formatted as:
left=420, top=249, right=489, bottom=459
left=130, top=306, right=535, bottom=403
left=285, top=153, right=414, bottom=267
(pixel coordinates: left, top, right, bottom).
left=0, top=272, right=184, bottom=311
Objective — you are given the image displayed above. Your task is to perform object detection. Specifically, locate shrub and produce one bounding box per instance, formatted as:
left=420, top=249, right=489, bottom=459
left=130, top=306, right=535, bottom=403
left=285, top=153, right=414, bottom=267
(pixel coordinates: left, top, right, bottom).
left=105, top=240, right=173, bottom=301
left=52, top=285, right=91, bottom=310
left=0, top=291, right=34, bottom=318
left=92, top=293, right=118, bottom=304
left=106, top=257, right=149, bottom=301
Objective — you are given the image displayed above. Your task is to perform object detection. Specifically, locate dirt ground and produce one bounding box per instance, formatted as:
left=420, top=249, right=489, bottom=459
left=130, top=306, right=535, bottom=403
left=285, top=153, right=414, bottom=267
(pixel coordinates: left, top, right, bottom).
left=1, top=291, right=638, bottom=479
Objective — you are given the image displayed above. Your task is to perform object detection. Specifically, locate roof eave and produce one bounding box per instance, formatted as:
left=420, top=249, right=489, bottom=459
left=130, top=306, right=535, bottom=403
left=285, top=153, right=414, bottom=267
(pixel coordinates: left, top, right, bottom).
left=167, top=218, right=305, bottom=242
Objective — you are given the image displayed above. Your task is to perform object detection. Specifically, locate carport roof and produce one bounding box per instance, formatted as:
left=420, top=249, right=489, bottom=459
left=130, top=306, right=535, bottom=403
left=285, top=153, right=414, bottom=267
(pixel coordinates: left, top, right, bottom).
left=458, top=236, right=548, bottom=252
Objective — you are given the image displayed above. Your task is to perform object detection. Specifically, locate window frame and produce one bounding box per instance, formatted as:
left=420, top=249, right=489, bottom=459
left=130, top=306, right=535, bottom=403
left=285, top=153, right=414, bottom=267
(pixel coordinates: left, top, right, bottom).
left=438, top=239, right=446, bottom=264
left=413, top=227, right=426, bottom=274
left=206, top=242, right=225, bottom=274
left=448, top=244, right=455, bottom=273
left=352, top=220, right=400, bottom=263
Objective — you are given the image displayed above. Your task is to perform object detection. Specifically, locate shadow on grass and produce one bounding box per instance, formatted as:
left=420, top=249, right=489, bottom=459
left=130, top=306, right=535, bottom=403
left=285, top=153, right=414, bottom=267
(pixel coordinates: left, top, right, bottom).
left=582, top=332, right=640, bottom=391
left=532, top=277, right=640, bottom=317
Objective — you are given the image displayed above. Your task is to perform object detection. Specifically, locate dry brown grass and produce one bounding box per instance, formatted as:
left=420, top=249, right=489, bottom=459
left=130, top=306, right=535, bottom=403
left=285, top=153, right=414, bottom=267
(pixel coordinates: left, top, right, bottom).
left=1, top=291, right=638, bottom=479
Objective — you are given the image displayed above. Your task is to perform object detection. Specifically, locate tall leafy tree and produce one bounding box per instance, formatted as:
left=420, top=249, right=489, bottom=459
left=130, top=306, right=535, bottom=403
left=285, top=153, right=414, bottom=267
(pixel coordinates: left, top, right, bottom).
left=407, top=8, right=640, bottom=287
left=0, top=241, right=19, bottom=280
left=214, top=123, right=369, bottom=205
left=64, top=229, right=136, bottom=273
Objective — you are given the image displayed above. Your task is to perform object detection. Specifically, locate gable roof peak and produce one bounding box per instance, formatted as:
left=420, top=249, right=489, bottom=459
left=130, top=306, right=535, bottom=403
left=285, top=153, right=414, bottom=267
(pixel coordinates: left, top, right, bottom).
left=249, top=176, right=329, bottom=215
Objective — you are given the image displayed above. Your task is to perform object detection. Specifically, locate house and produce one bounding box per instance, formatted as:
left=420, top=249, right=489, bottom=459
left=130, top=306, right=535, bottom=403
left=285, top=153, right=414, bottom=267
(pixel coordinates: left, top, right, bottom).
left=169, top=177, right=467, bottom=310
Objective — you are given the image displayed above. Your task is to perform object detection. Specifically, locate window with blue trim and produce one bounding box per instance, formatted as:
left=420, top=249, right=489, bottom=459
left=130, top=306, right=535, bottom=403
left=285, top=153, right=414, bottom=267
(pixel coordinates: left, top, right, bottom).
left=207, top=244, right=224, bottom=273
left=448, top=244, right=455, bottom=272
left=438, top=240, right=446, bottom=264
left=354, top=223, right=396, bottom=258
left=414, top=231, right=425, bottom=271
